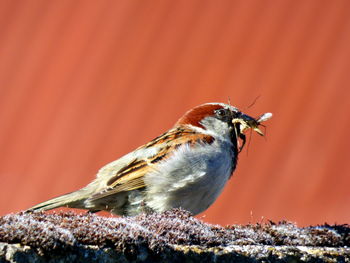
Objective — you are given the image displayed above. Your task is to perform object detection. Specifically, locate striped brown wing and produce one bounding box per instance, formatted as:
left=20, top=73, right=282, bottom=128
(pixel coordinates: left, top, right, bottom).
left=89, top=126, right=215, bottom=201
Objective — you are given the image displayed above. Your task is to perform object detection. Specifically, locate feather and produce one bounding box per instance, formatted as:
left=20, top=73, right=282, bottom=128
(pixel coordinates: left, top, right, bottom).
left=86, top=125, right=215, bottom=203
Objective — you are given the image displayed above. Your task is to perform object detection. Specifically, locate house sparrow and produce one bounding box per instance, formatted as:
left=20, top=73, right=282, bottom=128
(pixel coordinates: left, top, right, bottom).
left=28, top=103, right=272, bottom=216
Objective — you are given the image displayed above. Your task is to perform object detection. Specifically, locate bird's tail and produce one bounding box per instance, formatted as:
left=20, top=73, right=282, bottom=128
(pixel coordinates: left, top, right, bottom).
left=27, top=188, right=91, bottom=212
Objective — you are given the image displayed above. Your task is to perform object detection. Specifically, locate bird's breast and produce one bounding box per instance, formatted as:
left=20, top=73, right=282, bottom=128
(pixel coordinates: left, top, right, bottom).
left=144, top=140, right=235, bottom=215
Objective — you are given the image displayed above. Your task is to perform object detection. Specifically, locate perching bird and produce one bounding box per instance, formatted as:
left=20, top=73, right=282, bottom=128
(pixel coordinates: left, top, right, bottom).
left=28, top=102, right=271, bottom=216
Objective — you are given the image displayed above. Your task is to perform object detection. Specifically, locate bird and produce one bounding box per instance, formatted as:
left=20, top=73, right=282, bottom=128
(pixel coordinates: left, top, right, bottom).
left=28, top=102, right=272, bottom=216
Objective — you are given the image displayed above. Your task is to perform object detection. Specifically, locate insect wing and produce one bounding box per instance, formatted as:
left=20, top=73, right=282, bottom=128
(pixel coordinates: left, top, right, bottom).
left=257, top=112, right=272, bottom=123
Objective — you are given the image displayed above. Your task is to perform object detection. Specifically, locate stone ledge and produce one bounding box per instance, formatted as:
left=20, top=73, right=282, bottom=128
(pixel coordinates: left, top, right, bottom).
left=0, top=209, right=349, bottom=262
left=1, top=242, right=349, bottom=262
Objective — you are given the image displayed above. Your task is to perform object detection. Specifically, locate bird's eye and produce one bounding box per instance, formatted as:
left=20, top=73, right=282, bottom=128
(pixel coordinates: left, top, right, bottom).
left=215, top=109, right=226, bottom=118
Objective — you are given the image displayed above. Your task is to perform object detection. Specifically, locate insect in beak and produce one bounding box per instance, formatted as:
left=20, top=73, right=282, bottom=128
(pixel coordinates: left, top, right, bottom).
left=233, top=112, right=272, bottom=136
left=232, top=112, right=272, bottom=152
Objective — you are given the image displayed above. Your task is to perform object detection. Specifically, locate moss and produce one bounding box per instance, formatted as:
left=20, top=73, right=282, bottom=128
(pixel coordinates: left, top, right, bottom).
left=0, top=209, right=349, bottom=262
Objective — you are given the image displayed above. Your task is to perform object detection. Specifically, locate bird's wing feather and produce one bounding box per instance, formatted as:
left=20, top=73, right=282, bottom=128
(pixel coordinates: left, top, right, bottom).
left=88, top=126, right=215, bottom=201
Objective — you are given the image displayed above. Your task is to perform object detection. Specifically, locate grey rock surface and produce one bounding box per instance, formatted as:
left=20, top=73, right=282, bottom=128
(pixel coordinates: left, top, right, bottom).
left=0, top=209, right=349, bottom=262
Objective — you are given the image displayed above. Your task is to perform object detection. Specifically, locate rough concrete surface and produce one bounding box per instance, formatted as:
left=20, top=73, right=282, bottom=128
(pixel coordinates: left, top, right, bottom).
left=0, top=209, right=349, bottom=262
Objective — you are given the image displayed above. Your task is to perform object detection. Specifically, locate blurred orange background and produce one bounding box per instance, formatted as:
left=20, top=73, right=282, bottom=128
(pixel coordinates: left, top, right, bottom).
left=1, top=0, right=349, bottom=226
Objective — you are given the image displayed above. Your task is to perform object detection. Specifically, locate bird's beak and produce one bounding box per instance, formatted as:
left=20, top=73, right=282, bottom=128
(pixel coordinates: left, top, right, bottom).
left=233, top=113, right=265, bottom=136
